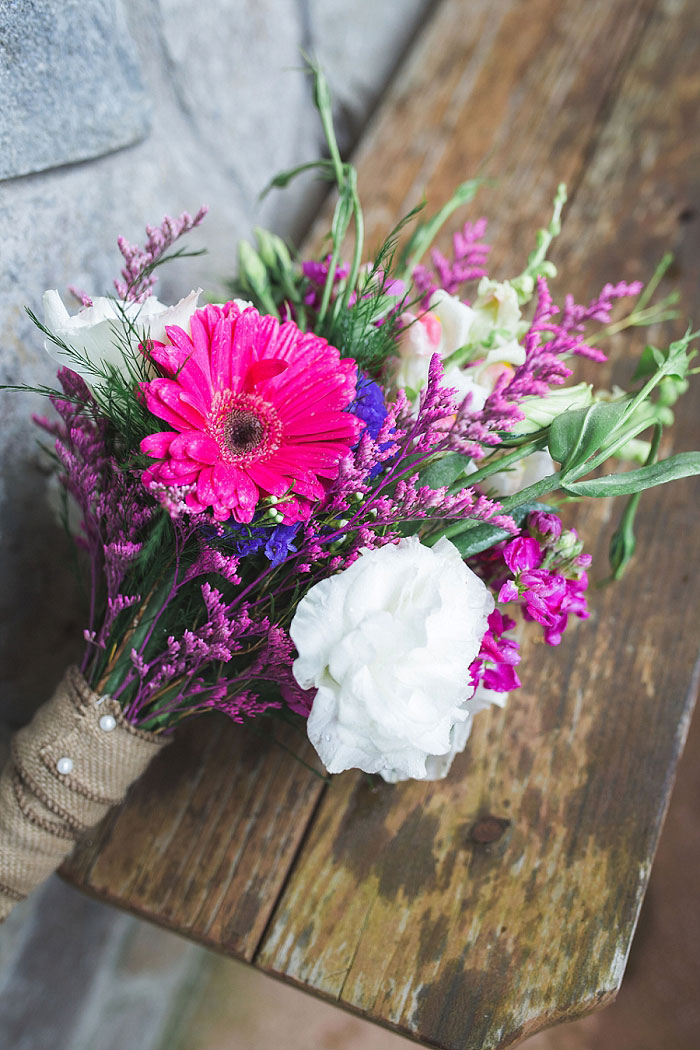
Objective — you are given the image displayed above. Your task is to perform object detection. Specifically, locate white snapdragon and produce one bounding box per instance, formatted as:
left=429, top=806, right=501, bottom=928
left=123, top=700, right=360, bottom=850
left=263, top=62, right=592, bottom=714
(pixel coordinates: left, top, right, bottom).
left=487, top=449, right=556, bottom=498
left=290, top=537, right=494, bottom=781
left=470, top=277, right=522, bottom=346
left=42, top=289, right=202, bottom=381
left=391, top=283, right=527, bottom=410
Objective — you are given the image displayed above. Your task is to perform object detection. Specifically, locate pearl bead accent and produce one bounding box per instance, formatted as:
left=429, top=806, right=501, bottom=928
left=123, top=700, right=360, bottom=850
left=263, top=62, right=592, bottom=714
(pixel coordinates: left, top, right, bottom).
left=99, top=714, right=117, bottom=732
left=56, top=757, right=74, bottom=775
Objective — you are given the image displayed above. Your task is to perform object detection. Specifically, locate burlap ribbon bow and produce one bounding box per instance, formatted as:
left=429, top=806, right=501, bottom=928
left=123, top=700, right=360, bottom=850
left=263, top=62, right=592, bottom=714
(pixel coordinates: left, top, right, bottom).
left=0, top=666, right=166, bottom=920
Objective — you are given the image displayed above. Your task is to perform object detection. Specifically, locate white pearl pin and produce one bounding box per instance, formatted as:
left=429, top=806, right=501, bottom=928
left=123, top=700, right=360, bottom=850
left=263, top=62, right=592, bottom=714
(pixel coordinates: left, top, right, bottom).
left=56, top=757, right=74, bottom=775
left=99, top=714, right=117, bottom=732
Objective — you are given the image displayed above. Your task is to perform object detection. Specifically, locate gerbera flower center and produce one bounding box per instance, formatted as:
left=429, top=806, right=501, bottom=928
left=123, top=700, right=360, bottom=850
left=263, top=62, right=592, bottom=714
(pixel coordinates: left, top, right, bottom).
left=224, top=409, right=265, bottom=455
left=207, top=390, right=283, bottom=464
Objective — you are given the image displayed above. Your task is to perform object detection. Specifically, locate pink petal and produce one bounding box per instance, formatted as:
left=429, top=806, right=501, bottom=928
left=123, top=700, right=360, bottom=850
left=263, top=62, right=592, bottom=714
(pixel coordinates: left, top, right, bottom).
left=245, top=462, right=289, bottom=496
left=170, top=432, right=219, bottom=463
left=283, top=410, right=360, bottom=440
left=143, top=379, right=207, bottom=429
left=242, top=358, right=288, bottom=392
left=196, top=467, right=216, bottom=507
left=209, top=315, right=233, bottom=390
left=140, top=431, right=176, bottom=458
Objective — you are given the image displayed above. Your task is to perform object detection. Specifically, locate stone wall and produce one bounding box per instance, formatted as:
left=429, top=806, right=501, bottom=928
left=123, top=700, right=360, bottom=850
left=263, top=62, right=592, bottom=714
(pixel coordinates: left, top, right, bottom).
left=0, top=0, right=433, bottom=726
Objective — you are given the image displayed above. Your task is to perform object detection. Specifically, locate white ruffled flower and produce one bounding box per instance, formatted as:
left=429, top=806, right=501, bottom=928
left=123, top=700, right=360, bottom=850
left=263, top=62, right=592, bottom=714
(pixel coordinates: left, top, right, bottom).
left=381, top=684, right=508, bottom=783
left=290, top=537, right=494, bottom=780
left=42, top=289, right=202, bottom=381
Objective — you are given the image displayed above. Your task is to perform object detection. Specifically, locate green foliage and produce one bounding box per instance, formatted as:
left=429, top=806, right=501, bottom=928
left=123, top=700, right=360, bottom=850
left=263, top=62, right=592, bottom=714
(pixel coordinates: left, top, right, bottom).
left=549, top=400, right=630, bottom=472
left=510, top=183, right=566, bottom=303
left=560, top=452, right=700, bottom=498
left=396, top=178, right=487, bottom=278
left=451, top=502, right=554, bottom=557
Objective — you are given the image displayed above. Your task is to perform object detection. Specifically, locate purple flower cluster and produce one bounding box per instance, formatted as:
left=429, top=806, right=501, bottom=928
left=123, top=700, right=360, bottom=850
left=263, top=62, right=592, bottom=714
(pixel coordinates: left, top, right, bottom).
left=303, top=356, right=516, bottom=572
left=496, top=517, right=590, bottom=646
left=413, top=219, right=491, bottom=304
left=37, top=370, right=155, bottom=658
left=469, top=610, right=521, bottom=693
left=301, top=256, right=349, bottom=310
left=114, top=207, right=209, bottom=303
left=458, top=276, right=643, bottom=454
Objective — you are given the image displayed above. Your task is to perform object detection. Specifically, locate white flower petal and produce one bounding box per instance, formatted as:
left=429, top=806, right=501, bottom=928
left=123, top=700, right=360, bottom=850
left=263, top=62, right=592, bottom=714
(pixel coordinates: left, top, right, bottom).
left=292, top=537, right=495, bottom=780
left=41, top=288, right=202, bottom=383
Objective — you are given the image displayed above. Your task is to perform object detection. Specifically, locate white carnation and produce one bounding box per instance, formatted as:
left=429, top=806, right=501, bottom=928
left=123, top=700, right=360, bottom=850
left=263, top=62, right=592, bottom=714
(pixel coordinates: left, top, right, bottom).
left=290, top=537, right=494, bottom=780
left=42, top=288, right=202, bottom=381
left=382, top=683, right=508, bottom=783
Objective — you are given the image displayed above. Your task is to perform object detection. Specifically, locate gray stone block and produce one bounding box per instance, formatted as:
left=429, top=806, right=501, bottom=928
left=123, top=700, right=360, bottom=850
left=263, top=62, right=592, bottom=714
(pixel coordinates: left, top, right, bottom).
left=0, top=0, right=150, bottom=181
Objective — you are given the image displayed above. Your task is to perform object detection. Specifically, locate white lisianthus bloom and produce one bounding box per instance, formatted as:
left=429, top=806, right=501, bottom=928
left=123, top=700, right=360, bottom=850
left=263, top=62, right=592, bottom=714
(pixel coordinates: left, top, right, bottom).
left=381, top=684, right=508, bottom=783
left=290, top=537, right=494, bottom=780
left=487, top=449, right=556, bottom=497
left=42, top=288, right=202, bottom=381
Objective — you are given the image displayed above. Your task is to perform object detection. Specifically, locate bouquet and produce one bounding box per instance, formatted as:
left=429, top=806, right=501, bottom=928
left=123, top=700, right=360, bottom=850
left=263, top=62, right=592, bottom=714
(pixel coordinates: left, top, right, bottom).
left=1, top=68, right=698, bottom=919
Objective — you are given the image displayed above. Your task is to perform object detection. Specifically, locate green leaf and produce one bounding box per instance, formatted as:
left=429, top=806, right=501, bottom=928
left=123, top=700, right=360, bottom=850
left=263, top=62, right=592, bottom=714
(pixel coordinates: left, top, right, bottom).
left=561, top=451, right=700, bottom=497
left=452, top=523, right=513, bottom=557
left=448, top=502, right=554, bottom=558
left=259, top=159, right=335, bottom=199
left=633, top=344, right=666, bottom=381
left=420, top=453, right=472, bottom=489
left=549, top=400, right=629, bottom=470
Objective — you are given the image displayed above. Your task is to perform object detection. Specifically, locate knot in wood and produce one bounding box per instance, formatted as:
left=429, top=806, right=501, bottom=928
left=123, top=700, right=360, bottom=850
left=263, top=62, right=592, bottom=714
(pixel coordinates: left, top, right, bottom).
left=470, top=815, right=511, bottom=845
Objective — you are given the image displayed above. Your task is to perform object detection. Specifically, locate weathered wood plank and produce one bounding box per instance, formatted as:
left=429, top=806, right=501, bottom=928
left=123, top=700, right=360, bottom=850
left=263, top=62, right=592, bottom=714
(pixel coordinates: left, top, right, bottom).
left=63, top=717, right=326, bottom=959
left=256, top=0, right=700, bottom=1047
left=60, top=0, right=651, bottom=969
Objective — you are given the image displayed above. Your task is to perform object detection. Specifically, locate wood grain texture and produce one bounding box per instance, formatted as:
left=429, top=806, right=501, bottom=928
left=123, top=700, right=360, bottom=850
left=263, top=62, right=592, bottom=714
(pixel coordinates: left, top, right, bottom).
left=256, top=0, right=700, bottom=1047
left=61, top=0, right=700, bottom=1046
left=63, top=716, right=326, bottom=959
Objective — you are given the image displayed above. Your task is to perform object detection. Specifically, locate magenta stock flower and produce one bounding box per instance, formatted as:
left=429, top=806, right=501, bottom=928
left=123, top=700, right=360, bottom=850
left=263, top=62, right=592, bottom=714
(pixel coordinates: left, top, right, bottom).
left=503, top=536, right=542, bottom=573
left=139, top=303, right=361, bottom=523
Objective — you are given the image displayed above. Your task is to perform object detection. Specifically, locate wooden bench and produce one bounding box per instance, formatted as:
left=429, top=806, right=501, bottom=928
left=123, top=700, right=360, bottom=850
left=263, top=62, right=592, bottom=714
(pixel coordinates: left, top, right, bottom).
left=62, top=1, right=700, bottom=1046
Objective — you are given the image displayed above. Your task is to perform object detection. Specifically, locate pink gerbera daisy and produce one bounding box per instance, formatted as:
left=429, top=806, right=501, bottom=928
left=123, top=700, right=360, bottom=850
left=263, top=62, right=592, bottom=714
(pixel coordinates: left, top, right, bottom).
left=139, top=302, right=361, bottom=523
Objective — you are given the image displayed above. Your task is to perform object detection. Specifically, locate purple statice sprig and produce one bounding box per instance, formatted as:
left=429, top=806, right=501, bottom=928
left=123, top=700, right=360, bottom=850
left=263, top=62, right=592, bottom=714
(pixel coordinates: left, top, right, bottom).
left=37, top=369, right=157, bottom=664
left=289, top=355, right=518, bottom=571
left=456, top=276, right=644, bottom=455
left=413, top=218, right=491, bottom=305
left=114, top=207, right=209, bottom=303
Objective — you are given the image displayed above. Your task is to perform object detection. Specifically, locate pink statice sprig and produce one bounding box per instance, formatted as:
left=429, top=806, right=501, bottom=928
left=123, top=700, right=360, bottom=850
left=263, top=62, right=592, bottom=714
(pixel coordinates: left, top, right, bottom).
left=115, top=207, right=209, bottom=303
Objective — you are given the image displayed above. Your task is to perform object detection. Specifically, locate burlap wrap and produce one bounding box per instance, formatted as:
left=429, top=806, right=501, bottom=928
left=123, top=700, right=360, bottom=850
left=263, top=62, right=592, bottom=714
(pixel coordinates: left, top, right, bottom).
left=0, top=666, right=166, bottom=921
